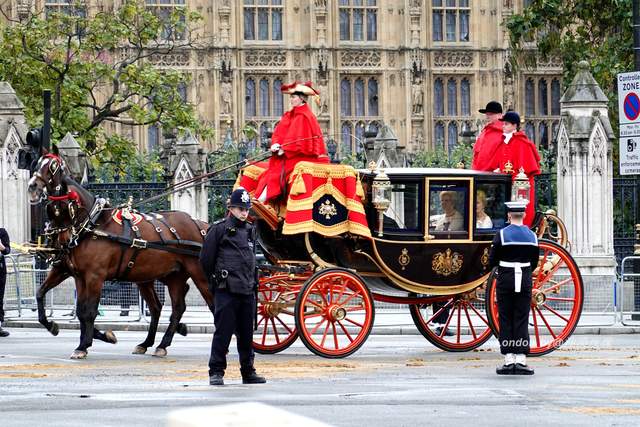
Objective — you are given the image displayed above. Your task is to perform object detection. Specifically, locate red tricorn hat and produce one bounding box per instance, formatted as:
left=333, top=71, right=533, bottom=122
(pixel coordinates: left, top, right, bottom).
left=280, top=81, right=320, bottom=96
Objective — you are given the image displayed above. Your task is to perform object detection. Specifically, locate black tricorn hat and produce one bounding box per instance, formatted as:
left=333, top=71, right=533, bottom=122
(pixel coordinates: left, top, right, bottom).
left=479, top=101, right=503, bottom=114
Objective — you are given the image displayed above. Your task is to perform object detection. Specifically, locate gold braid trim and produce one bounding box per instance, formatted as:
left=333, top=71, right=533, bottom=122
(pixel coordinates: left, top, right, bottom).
left=283, top=219, right=371, bottom=237
left=285, top=183, right=366, bottom=214
left=291, top=161, right=359, bottom=180
left=240, top=164, right=267, bottom=180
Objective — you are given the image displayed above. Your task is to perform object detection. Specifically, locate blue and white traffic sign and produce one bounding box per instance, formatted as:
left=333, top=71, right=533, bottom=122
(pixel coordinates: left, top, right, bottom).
left=618, top=72, right=640, bottom=175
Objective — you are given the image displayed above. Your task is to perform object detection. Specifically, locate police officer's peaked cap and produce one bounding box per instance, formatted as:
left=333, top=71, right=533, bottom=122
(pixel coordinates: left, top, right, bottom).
left=479, top=100, right=503, bottom=114
left=505, top=200, right=528, bottom=213
left=228, top=187, right=252, bottom=209
left=500, top=111, right=521, bottom=125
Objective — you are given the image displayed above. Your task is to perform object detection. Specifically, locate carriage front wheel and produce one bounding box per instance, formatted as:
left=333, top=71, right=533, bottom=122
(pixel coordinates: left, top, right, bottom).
left=253, top=274, right=300, bottom=354
left=294, top=268, right=374, bottom=358
left=486, top=239, right=584, bottom=356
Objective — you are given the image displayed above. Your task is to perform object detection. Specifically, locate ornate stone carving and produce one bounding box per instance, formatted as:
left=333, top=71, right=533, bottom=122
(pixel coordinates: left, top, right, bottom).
left=220, top=79, right=232, bottom=116
left=590, top=124, right=606, bottom=176
left=480, top=52, right=487, bottom=68
left=314, top=0, right=327, bottom=8
left=388, top=52, right=396, bottom=68
left=244, top=49, right=287, bottom=67
left=1, top=128, right=21, bottom=180
left=17, top=0, right=31, bottom=20
left=557, top=124, right=571, bottom=176
left=537, top=55, right=563, bottom=68
left=149, top=52, right=190, bottom=67
left=413, top=127, right=424, bottom=147
left=293, top=51, right=302, bottom=67
left=433, top=51, right=473, bottom=68
left=317, top=80, right=329, bottom=116
left=411, top=78, right=424, bottom=115
left=340, top=50, right=381, bottom=67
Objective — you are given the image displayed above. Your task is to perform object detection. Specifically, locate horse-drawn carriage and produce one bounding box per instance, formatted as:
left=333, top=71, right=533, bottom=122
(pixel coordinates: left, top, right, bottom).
left=245, top=161, right=583, bottom=359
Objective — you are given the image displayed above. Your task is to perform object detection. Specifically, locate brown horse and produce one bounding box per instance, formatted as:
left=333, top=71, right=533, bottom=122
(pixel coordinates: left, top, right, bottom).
left=28, top=152, right=214, bottom=359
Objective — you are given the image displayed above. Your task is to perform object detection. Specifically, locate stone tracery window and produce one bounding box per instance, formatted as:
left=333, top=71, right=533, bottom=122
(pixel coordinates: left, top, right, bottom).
left=244, top=0, right=283, bottom=41
left=245, top=76, right=285, bottom=148
left=340, top=76, right=380, bottom=154
left=523, top=76, right=562, bottom=149
left=432, top=0, right=470, bottom=42
left=145, top=0, right=186, bottom=40
left=339, top=0, right=378, bottom=42
left=433, top=76, right=472, bottom=153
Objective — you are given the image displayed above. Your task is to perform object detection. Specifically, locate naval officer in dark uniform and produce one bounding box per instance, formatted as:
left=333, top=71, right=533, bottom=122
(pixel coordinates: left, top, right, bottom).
left=199, top=188, right=266, bottom=386
left=489, top=200, right=539, bottom=375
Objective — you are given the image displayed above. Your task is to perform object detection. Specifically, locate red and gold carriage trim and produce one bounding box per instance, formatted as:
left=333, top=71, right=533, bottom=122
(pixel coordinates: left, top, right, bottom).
left=240, top=161, right=582, bottom=358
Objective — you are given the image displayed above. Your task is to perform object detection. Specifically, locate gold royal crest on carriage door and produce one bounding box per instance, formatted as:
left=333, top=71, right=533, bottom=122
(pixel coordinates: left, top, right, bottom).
left=432, top=249, right=463, bottom=276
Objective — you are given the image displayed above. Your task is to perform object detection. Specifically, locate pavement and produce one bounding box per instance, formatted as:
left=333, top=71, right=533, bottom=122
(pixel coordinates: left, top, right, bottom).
left=0, top=329, right=639, bottom=427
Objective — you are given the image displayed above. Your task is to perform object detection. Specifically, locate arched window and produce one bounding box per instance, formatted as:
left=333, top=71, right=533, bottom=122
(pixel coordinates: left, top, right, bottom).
left=339, top=0, right=378, bottom=41
left=447, top=78, right=457, bottom=115
left=259, top=79, right=270, bottom=116
left=538, top=79, right=548, bottom=115
left=177, top=82, right=187, bottom=102
left=525, top=122, right=536, bottom=142
left=368, top=79, right=379, bottom=116
left=434, top=79, right=444, bottom=116
left=246, top=78, right=256, bottom=117
left=355, top=78, right=365, bottom=116
left=551, top=79, right=561, bottom=115
left=259, top=122, right=271, bottom=151
left=460, top=78, right=470, bottom=115
left=525, top=78, right=535, bottom=116
left=341, top=79, right=352, bottom=116
left=148, top=124, right=159, bottom=151
left=448, top=122, right=458, bottom=152
left=434, top=122, right=445, bottom=149
left=244, top=0, right=283, bottom=41
left=274, top=79, right=283, bottom=116
left=341, top=122, right=352, bottom=155
left=539, top=122, right=548, bottom=149
left=355, top=121, right=366, bottom=153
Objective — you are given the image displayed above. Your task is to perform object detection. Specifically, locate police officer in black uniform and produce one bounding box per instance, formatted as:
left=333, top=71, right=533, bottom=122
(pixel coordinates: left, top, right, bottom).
left=199, top=188, right=266, bottom=386
left=0, top=226, right=11, bottom=337
left=489, top=200, right=539, bottom=375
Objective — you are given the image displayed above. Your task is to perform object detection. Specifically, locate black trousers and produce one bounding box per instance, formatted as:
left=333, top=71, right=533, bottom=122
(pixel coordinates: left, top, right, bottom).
left=0, top=272, right=5, bottom=322
left=496, top=278, right=532, bottom=355
left=208, top=290, right=255, bottom=376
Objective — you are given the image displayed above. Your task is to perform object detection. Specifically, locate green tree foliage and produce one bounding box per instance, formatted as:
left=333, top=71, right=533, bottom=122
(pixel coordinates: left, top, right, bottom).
left=411, top=142, right=473, bottom=169
left=505, top=0, right=632, bottom=117
left=0, top=0, right=213, bottom=171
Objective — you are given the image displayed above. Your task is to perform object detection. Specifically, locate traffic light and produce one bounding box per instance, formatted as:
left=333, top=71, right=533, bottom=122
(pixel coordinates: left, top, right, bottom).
left=17, top=127, right=44, bottom=171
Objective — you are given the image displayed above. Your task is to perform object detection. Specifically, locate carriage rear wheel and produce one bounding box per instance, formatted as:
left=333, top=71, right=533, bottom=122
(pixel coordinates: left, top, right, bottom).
left=486, top=239, right=584, bottom=356
left=253, top=274, right=300, bottom=354
left=295, top=268, right=374, bottom=358
left=409, top=284, right=494, bottom=352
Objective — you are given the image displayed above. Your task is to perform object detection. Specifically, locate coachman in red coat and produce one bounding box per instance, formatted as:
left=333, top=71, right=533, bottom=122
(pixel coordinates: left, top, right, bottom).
left=489, top=111, right=541, bottom=226
left=472, top=101, right=504, bottom=171
left=255, top=81, right=328, bottom=203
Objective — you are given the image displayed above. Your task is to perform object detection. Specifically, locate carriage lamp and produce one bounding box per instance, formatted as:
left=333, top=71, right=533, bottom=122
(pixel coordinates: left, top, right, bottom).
left=372, top=168, right=391, bottom=237
left=511, top=167, right=530, bottom=202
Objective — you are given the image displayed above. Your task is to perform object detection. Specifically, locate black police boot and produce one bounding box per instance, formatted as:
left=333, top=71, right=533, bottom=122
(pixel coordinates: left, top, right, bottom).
left=513, top=363, right=535, bottom=375
left=242, top=370, right=267, bottom=384
left=0, top=326, right=9, bottom=338
left=209, top=373, right=224, bottom=386
left=496, top=363, right=515, bottom=375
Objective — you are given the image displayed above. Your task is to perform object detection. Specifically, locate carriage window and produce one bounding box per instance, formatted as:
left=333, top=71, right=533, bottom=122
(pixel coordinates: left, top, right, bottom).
left=383, top=182, right=421, bottom=232
left=475, top=183, right=508, bottom=232
left=428, top=182, right=470, bottom=238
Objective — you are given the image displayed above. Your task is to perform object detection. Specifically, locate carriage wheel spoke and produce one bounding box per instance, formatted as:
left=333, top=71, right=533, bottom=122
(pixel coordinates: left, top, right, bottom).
left=535, top=307, right=558, bottom=339
left=310, top=317, right=327, bottom=335
left=541, top=303, right=570, bottom=323
left=536, top=249, right=550, bottom=284
left=440, top=303, right=456, bottom=338
left=546, top=296, right=576, bottom=302
left=320, top=321, right=331, bottom=348
left=332, top=322, right=339, bottom=350
left=532, top=305, right=541, bottom=347
left=270, top=318, right=280, bottom=343
left=338, top=290, right=362, bottom=307
left=456, top=305, right=462, bottom=344
left=337, top=320, right=355, bottom=343
left=275, top=315, right=294, bottom=334
left=466, top=301, right=490, bottom=326
left=462, top=304, right=478, bottom=340
left=307, top=298, right=325, bottom=310
left=344, top=305, right=366, bottom=313
left=260, top=317, right=269, bottom=344
left=424, top=299, right=454, bottom=325
left=344, top=317, right=364, bottom=328
left=541, top=277, right=573, bottom=294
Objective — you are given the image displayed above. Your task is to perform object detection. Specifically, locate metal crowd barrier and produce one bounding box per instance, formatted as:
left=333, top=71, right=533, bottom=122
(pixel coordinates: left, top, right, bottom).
left=619, top=256, right=640, bottom=325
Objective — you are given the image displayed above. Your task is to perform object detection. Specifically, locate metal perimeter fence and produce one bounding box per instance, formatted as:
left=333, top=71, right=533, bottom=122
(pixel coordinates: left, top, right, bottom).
left=2, top=253, right=631, bottom=329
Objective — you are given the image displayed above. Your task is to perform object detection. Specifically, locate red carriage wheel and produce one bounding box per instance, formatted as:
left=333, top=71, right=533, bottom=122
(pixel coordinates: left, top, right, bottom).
left=253, top=274, right=300, bottom=354
left=409, top=284, right=494, bottom=352
left=486, top=239, right=584, bottom=356
left=294, top=268, right=374, bottom=358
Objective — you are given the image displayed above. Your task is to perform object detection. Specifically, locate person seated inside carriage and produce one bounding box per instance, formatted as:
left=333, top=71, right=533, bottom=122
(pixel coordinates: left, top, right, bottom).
left=432, top=191, right=464, bottom=232
left=255, top=81, right=329, bottom=204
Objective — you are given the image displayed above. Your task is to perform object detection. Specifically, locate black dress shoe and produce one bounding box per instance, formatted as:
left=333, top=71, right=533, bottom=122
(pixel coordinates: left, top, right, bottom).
left=209, top=373, right=224, bottom=386
left=0, top=327, right=9, bottom=337
left=242, top=372, right=267, bottom=384
left=434, top=326, right=454, bottom=337
left=496, top=363, right=515, bottom=375
left=514, top=363, right=535, bottom=375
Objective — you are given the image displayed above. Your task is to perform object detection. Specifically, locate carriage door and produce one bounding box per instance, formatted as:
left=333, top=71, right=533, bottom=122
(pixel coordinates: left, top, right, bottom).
left=426, top=178, right=472, bottom=241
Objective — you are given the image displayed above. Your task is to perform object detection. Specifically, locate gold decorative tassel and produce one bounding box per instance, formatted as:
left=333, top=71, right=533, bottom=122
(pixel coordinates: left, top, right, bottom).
left=356, top=176, right=365, bottom=200
left=232, top=172, right=243, bottom=191
left=290, top=172, right=307, bottom=195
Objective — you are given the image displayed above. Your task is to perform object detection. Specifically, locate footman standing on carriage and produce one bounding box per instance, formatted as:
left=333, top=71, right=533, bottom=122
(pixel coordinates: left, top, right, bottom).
left=489, top=200, right=539, bottom=375
left=200, top=188, right=266, bottom=386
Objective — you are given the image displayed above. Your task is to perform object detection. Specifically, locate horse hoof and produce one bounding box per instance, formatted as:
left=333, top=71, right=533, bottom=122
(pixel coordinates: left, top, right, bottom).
left=50, top=322, right=59, bottom=336
left=105, top=330, right=118, bottom=344
left=177, top=323, right=188, bottom=337
left=70, top=350, right=87, bottom=360
left=152, top=347, right=167, bottom=358
left=132, top=345, right=147, bottom=355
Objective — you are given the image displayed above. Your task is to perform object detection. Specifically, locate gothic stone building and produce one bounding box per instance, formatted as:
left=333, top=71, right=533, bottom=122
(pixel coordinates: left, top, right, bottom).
left=5, top=0, right=561, bottom=158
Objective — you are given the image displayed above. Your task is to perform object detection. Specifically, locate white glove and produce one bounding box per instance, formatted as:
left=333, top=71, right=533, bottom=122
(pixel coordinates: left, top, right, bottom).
left=270, top=143, right=281, bottom=152
left=493, top=168, right=500, bottom=173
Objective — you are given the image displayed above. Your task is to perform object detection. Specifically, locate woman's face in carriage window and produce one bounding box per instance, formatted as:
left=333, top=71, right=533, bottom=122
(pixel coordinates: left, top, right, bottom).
left=229, top=206, right=249, bottom=222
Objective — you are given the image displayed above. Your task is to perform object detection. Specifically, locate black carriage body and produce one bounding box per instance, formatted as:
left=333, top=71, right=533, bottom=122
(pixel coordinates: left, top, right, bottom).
left=256, top=168, right=513, bottom=295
